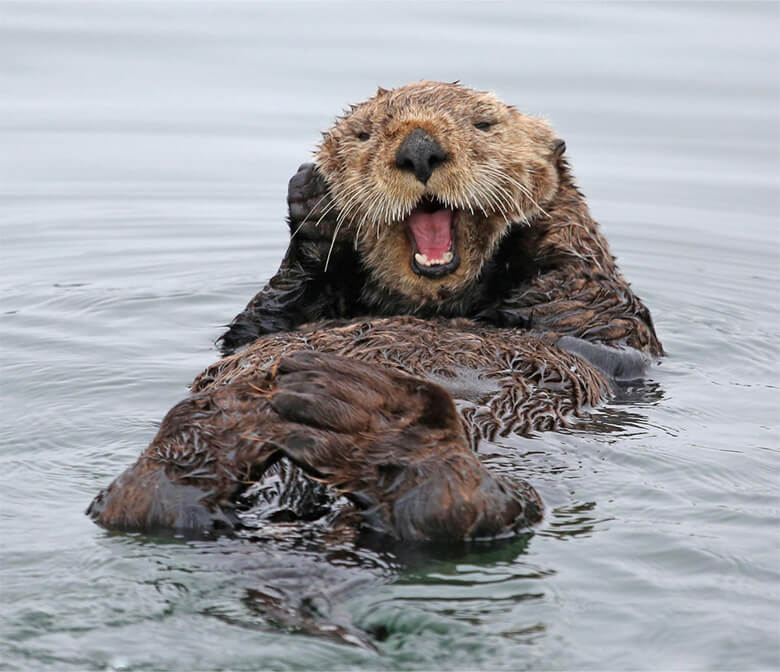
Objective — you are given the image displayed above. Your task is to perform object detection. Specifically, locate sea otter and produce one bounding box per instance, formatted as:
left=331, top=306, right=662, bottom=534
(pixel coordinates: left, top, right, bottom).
left=88, top=81, right=662, bottom=542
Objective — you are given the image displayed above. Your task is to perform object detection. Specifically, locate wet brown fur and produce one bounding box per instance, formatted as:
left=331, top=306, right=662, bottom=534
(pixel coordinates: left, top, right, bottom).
left=89, top=82, right=662, bottom=542
left=88, top=317, right=607, bottom=541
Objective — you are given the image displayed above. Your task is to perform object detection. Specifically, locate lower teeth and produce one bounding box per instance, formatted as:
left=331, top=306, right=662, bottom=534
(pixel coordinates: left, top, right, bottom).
left=415, top=251, right=454, bottom=267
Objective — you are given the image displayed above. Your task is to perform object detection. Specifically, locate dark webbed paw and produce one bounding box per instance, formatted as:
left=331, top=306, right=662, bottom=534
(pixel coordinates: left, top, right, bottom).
left=286, top=162, right=356, bottom=271
left=557, top=335, right=652, bottom=381
left=269, top=351, right=542, bottom=542
left=287, top=162, right=338, bottom=236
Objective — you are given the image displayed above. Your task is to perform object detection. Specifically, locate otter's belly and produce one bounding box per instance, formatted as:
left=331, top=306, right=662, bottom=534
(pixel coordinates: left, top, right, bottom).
left=196, top=315, right=609, bottom=452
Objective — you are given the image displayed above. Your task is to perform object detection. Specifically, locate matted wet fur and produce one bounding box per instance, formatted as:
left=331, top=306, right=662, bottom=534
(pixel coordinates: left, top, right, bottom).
left=88, top=81, right=662, bottom=543
left=88, top=318, right=608, bottom=541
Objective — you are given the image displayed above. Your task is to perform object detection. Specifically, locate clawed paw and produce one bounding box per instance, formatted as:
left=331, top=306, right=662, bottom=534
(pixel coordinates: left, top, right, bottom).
left=287, top=163, right=337, bottom=236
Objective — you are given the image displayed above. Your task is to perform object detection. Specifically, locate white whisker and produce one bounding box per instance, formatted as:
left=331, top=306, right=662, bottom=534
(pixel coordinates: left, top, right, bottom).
left=323, top=220, right=344, bottom=272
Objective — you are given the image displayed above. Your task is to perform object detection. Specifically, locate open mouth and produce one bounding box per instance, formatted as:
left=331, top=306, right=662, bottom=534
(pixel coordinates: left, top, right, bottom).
left=406, top=196, right=460, bottom=278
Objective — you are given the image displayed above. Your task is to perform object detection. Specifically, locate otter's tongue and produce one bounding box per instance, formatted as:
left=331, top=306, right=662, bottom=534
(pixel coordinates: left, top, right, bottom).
left=408, top=208, right=453, bottom=261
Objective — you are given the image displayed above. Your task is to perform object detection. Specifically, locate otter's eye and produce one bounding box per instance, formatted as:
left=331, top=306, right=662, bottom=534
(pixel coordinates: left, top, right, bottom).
left=357, top=132, right=370, bottom=141
left=474, top=121, right=495, bottom=131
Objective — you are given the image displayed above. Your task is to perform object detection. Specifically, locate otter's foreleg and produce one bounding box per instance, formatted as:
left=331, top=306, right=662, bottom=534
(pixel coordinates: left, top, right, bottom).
left=218, top=164, right=360, bottom=355
left=482, top=267, right=663, bottom=357
left=217, top=257, right=313, bottom=355
left=268, top=351, right=542, bottom=542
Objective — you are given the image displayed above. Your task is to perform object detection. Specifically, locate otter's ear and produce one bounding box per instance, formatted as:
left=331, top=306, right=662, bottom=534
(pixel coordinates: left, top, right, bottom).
left=376, top=86, right=389, bottom=98
left=552, top=138, right=566, bottom=157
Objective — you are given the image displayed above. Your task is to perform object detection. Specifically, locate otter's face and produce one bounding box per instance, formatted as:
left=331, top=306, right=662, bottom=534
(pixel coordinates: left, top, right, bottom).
left=315, top=81, right=562, bottom=306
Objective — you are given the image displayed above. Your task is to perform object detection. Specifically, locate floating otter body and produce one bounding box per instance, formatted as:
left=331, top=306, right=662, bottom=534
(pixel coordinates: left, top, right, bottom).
left=88, top=82, right=662, bottom=542
left=88, top=318, right=610, bottom=540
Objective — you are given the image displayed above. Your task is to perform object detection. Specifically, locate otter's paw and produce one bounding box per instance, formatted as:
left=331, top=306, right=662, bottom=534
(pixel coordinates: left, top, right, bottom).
left=269, top=351, right=543, bottom=542
left=287, top=162, right=337, bottom=235
left=558, top=335, right=652, bottom=382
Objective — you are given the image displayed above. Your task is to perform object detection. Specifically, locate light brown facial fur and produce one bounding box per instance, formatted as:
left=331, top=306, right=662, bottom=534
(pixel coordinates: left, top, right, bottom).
left=315, top=81, right=562, bottom=306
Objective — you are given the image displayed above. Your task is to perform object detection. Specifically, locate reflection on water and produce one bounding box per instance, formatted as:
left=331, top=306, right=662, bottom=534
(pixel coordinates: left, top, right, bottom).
left=1, top=1, right=779, bottom=670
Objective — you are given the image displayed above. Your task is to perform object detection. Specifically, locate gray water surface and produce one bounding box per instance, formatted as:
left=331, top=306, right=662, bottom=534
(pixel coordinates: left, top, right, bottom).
left=1, top=2, right=779, bottom=670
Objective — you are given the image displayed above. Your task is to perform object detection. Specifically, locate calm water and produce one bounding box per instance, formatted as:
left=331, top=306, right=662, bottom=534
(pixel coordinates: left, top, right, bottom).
left=1, top=2, right=778, bottom=670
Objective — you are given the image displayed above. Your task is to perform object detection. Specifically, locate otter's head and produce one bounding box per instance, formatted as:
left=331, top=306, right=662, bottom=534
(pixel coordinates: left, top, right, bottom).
left=315, top=81, right=564, bottom=306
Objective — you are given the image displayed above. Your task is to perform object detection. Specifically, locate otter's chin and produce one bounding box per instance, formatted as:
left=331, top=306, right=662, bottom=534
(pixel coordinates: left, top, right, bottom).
left=407, top=197, right=460, bottom=278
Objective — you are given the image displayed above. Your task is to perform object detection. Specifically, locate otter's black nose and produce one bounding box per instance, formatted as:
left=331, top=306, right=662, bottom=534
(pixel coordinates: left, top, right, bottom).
left=395, top=128, right=447, bottom=184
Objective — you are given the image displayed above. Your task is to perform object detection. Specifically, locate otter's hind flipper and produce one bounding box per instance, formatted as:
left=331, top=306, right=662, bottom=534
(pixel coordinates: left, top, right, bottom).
left=269, top=351, right=542, bottom=542
left=86, top=459, right=243, bottom=535
left=87, top=377, right=285, bottom=535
